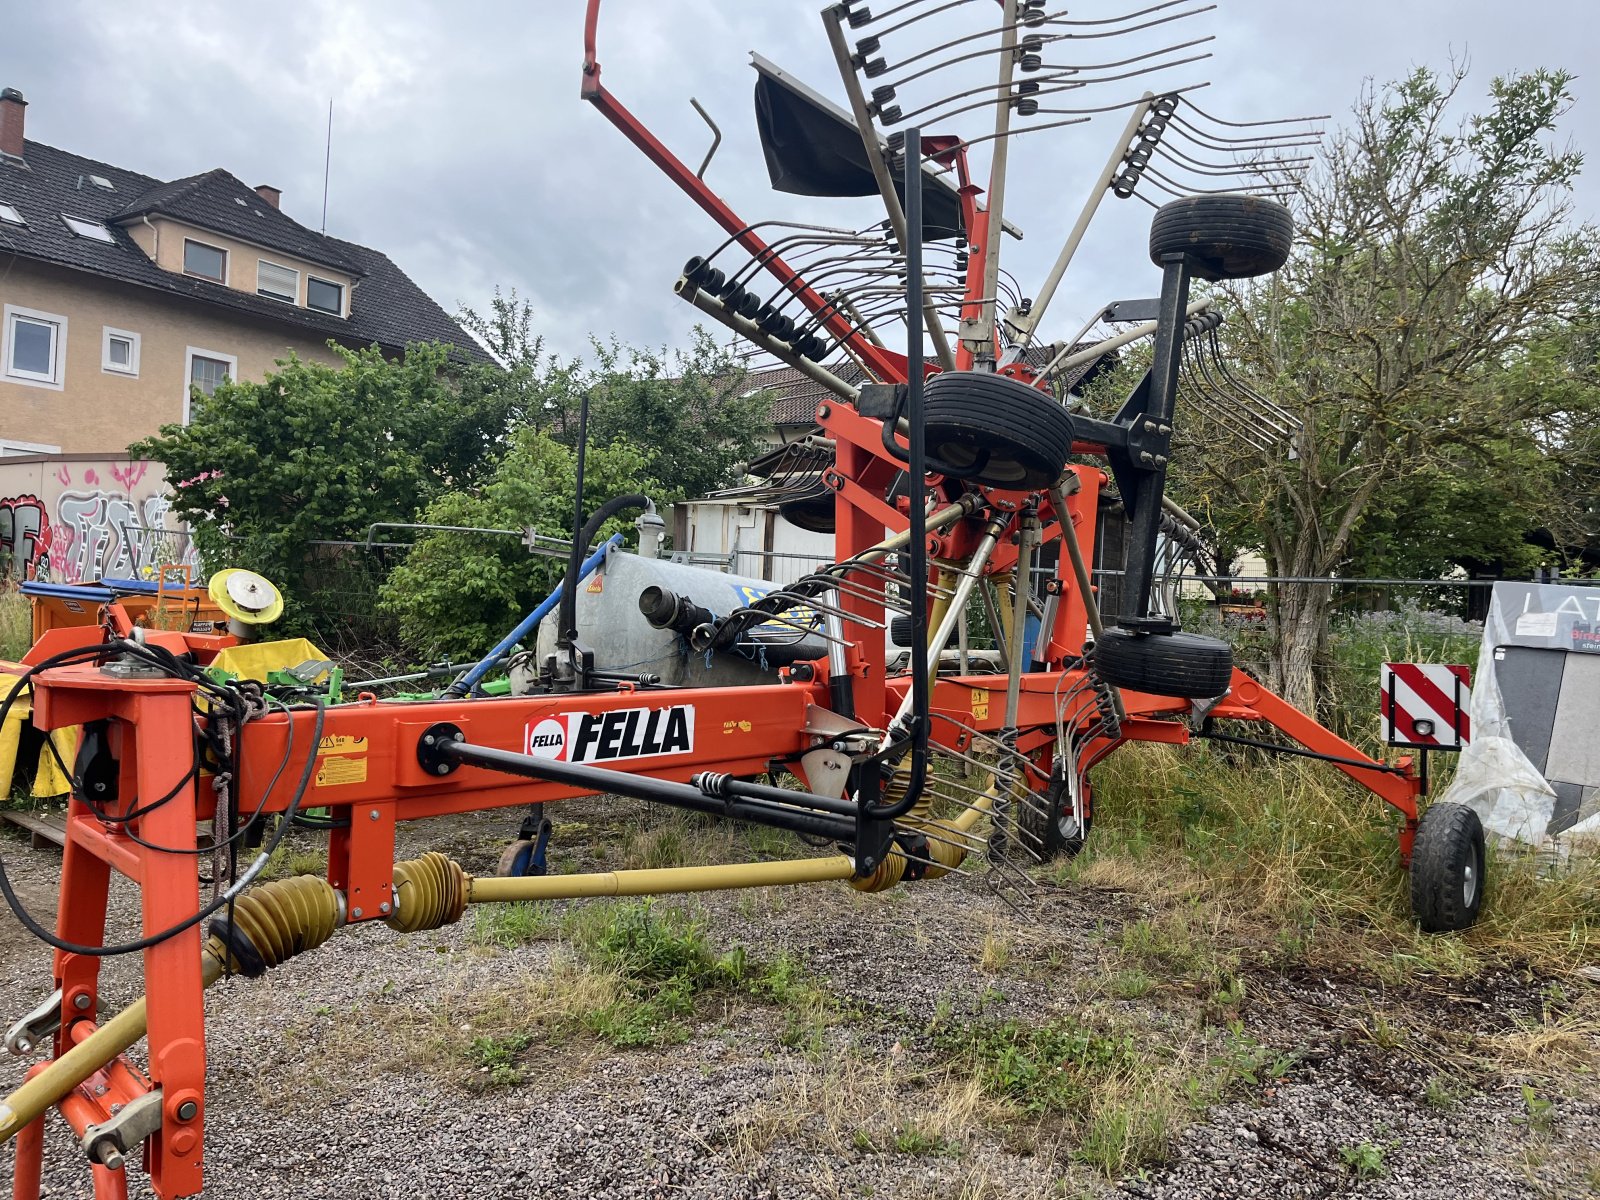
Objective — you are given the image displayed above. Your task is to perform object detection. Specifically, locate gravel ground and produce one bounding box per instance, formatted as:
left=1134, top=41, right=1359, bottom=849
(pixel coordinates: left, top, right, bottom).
left=2, top=802, right=1596, bottom=1200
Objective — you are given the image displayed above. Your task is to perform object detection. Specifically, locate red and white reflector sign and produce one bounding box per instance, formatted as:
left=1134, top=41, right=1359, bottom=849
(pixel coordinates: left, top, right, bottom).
left=1380, top=663, right=1471, bottom=749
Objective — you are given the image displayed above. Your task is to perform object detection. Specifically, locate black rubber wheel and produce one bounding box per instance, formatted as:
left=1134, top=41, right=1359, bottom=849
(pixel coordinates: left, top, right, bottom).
left=1093, top=627, right=1232, bottom=698
left=1410, top=802, right=1485, bottom=933
left=889, top=614, right=915, bottom=647
left=1148, top=195, right=1294, bottom=281
left=495, top=839, right=537, bottom=879
left=922, top=371, right=1075, bottom=490
left=778, top=484, right=835, bottom=534
left=1018, top=764, right=1092, bottom=859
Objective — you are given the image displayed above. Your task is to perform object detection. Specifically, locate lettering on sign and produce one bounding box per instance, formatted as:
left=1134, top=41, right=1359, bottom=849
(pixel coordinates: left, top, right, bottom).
left=524, top=704, right=696, bottom=764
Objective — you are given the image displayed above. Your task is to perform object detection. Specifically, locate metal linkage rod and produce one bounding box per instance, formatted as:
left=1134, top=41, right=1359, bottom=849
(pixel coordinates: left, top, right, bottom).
left=1008, top=93, right=1155, bottom=345
left=437, top=738, right=861, bottom=843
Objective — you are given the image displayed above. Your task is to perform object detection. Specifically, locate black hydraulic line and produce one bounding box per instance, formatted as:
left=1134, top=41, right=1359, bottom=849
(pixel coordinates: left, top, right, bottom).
left=1195, top=728, right=1408, bottom=777
left=558, top=487, right=651, bottom=650
left=864, top=126, right=931, bottom=823
left=437, top=739, right=860, bottom=843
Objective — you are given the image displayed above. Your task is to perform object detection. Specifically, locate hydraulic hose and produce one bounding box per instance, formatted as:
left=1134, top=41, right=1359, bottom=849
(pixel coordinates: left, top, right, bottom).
left=557, top=493, right=650, bottom=651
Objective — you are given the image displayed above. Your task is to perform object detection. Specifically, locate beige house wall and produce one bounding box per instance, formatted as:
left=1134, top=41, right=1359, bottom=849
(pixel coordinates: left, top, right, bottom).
left=129, top=215, right=355, bottom=312
left=0, top=258, right=345, bottom=453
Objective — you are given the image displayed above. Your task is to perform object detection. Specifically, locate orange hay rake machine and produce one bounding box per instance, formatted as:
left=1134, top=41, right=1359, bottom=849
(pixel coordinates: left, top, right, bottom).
left=2, top=4, right=1482, bottom=1196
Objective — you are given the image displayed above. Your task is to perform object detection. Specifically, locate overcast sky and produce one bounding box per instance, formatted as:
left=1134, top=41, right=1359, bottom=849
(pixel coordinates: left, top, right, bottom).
left=3, top=2, right=1596, bottom=360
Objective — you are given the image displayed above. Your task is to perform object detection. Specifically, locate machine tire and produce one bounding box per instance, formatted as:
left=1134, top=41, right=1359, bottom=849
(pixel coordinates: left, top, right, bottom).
left=889, top=614, right=915, bottom=647
left=1018, top=765, right=1092, bottom=859
left=1094, top=627, right=1232, bottom=698
left=778, top=484, right=836, bottom=533
left=1148, top=195, right=1294, bottom=281
left=495, top=839, right=538, bottom=879
left=1410, top=802, right=1485, bottom=933
left=923, top=371, right=1075, bottom=490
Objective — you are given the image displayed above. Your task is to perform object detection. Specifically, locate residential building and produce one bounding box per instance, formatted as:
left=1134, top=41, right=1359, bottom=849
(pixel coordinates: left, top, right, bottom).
left=0, top=86, right=490, bottom=455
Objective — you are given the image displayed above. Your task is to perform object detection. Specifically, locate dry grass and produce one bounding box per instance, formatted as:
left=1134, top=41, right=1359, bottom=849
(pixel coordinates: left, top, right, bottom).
left=1075, top=744, right=1600, bottom=978
left=0, top=588, right=30, bottom=663
left=727, top=1054, right=1009, bottom=1162
left=1484, top=991, right=1600, bottom=1078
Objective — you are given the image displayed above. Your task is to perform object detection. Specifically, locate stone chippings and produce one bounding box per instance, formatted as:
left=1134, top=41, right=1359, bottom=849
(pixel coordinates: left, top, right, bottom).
left=0, top=801, right=1593, bottom=1199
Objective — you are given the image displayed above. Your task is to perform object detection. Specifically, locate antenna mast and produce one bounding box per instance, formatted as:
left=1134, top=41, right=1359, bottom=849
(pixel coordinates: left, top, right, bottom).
left=320, top=99, right=333, bottom=234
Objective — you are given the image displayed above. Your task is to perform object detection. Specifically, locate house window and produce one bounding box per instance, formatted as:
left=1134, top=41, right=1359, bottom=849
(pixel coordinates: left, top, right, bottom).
left=183, top=238, right=227, bottom=283
left=62, top=215, right=115, bottom=242
left=102, top=327, right=140, bottom=376
left=0, top=203, right=23, bottom=226
left=3, top=304, right=68, bottom=390
left=183, top=346, right=237, bottom=422
left=306, top=276, right=343, bottom=315
left=257, top=259, right=299, bottom=303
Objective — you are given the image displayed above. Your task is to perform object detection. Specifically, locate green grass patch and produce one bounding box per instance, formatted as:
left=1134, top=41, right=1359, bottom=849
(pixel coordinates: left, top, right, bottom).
left=470, top=901, right=556, bottom=949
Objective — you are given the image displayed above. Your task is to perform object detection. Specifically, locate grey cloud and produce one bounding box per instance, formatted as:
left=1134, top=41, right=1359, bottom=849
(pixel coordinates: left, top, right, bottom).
left=3, top=2, right=1595, bottom=361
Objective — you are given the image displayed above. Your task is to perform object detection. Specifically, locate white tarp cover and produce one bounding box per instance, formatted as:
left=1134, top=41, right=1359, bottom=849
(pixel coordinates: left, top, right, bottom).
left=1435, top=583, right=1576, bottom=844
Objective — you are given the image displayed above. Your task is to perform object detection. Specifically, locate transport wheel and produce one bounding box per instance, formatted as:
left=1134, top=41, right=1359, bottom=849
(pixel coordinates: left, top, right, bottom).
left=1093, top=627, right=1233, bottom=698
left=922, top=371, right=1075, bottom=490
left=495, top=839, right=538, bottom=878
left=778, top=484, right=835, bottom=533
left=1018, top=764, right=1092, bottom=859
left=1148, top=194, right=1294, bottom=281
left=1410, top=802, right=1485, bottom=933
left=889, top=614, right=915, bottom=647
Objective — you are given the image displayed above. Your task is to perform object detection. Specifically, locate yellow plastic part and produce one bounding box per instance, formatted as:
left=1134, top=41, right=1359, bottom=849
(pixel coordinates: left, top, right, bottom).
left=207, top=569, right=284, bottom=626
left=0, top=678, right=78, bottom=798
left=207, top=638, right=332, bottom=685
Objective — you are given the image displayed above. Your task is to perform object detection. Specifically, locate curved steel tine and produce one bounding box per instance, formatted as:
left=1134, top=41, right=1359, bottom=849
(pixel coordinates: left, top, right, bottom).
left=1140, top=163, right=1299, bottom=199
left=1194, top=330, right=1299, bottom=435
left=1180, top=352, right=1278, bottom=451
left=896, top=49, right=1209, bottom=129
left=1168, top=113, right=1324, bottom=150
left=1156, top=138, right=1316, bottom=179
left=1181, top=98, right=1329, bottom=129
left=1206, top=328, right=1301, bottom=425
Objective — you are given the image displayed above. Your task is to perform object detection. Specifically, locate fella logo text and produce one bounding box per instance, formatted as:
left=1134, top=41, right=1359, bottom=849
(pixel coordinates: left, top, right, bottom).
left=524, top=705, right=696, bottom=764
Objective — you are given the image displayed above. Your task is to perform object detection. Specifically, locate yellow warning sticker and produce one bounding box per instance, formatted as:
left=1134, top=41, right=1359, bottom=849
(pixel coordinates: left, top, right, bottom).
left=970, top=688, right=990, bottom=722
left=315, top=755, right=368, bottom=787
left=317, top=734, right=368, bottom=754
left=722, top=719, right=753, bottom=735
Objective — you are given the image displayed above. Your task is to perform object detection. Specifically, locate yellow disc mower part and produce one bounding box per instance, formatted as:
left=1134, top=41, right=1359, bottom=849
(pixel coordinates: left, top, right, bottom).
left=207, top=568, right=284, bottom=626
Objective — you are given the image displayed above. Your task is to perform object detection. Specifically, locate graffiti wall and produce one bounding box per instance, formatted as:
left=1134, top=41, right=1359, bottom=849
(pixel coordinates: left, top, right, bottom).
left=0, top=454, right=197, bottom=585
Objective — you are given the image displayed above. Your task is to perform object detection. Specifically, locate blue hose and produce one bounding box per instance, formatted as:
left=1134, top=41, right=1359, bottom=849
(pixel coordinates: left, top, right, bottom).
left=445, top=533, right=623, bottom=696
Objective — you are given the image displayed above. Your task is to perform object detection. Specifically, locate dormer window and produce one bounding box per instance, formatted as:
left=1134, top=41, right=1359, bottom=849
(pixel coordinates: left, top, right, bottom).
left=307, top=276, right=343, bottom=316
left=183, top=237, right=227, bottom=283
left=257, top=259, right=299, bottom=303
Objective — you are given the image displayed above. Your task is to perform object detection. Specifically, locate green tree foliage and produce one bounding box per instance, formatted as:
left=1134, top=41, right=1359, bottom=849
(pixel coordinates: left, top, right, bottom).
left=130, top=343, right=512, bottom=629
left=458, top=290, right=769, bottom=502
left=378, top=428, right=651, bottom=661
left=1172, top=64, right=1600, bottom=710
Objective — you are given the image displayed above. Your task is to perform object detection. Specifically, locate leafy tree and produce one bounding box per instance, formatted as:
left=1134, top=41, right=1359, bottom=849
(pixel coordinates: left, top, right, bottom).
left=130, top=342, right=511, bottom=627
left=459, top=290, right=770, bottom=502
left=378, top=428, right=652, bottom=660
left=1176, top=64, right=1600, bottom=711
